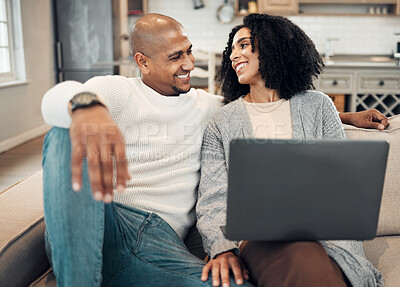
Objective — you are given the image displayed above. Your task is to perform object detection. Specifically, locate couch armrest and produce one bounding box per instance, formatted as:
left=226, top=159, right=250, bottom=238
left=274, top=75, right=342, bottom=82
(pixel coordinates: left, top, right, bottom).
left=0, top=171, right=50, bottom=287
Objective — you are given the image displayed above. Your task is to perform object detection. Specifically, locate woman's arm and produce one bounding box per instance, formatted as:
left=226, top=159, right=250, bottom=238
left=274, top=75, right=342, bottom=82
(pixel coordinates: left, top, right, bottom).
left=197, top=118, right=248, bottom=286
left=321, top=95, right=346, bottom=140
left=196, top=119, right=239, bottom=258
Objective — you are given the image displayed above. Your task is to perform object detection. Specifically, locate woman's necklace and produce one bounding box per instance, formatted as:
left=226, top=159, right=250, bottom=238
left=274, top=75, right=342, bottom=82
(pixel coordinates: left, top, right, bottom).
left=244, top=93, right=284, bottom=113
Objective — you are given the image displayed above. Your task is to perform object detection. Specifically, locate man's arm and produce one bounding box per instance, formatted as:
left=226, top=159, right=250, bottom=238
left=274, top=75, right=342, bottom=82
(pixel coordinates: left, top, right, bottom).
left=42, top=76, right=131, bottom=128
left=41, top=81, right=88, bottom=128
left=339, top=109, right=389, bottom=130
left=41, top=77, right=132, bottom=203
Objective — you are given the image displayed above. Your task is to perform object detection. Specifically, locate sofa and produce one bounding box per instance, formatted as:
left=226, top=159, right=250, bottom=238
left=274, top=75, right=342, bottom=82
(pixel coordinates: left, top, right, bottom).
left=1, top=115, right=399, bottom=287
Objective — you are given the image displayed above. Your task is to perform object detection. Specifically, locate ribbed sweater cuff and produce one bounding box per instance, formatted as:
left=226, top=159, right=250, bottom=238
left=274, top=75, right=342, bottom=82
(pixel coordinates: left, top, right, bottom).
left=210, top=240, right=240, bottom=259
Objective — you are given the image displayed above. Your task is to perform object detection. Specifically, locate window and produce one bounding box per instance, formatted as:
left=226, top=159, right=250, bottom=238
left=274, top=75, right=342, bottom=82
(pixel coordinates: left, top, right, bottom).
left=0, top=0, right=24, bottom=85
left=0, top=0, right=14, bottom=82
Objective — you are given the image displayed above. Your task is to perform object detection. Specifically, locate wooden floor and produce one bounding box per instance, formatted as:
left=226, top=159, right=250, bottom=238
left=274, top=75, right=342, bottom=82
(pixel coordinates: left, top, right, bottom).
left=0, top=135, right=45, bottom=192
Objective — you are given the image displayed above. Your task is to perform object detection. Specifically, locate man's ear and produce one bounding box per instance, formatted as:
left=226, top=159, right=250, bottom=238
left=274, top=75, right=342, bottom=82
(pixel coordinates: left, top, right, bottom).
left=134, top=52, right=150, bottom=75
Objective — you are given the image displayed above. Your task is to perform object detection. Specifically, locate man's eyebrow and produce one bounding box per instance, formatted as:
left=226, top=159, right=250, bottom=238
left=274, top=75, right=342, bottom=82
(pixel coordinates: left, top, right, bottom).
left=232, top=37, right=250, bottom=49
left=167, top=45, right=193, bottom=58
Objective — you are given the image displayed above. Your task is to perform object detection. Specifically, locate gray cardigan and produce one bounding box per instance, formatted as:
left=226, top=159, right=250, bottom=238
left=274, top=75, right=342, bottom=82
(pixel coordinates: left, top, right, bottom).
left=196, top=90, right=384, bottom=287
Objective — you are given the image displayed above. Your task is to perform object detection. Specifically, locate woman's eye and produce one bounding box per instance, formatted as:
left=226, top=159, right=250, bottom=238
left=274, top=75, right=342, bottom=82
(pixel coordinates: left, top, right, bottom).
left=241, top=43, right=249, bottom=49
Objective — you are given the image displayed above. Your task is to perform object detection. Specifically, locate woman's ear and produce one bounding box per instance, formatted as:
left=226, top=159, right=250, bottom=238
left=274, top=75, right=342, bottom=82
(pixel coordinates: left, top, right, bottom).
left=134, top=52, right=150, bottom=75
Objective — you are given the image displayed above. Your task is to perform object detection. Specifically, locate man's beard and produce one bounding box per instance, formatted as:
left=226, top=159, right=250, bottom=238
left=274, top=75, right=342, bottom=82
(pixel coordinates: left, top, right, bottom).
left=173, top=85, right=191, bottom=95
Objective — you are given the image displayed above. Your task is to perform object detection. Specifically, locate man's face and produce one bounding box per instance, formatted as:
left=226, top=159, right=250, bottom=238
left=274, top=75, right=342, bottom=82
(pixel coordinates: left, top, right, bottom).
left=145, top=29, right=195, bottom=96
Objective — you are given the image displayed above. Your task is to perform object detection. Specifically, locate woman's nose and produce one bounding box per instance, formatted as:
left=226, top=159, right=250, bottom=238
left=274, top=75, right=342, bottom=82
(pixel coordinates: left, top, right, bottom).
left=230, top=49, right=239, bottom=62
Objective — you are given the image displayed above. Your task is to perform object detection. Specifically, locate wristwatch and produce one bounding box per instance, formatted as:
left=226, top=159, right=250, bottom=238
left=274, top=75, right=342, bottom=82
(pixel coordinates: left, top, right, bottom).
left=69, top=92, right=104, bottom=113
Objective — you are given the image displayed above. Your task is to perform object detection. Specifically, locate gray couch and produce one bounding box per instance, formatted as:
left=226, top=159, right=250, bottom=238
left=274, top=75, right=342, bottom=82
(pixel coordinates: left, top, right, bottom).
left=1, top=115, right=399, bottom=287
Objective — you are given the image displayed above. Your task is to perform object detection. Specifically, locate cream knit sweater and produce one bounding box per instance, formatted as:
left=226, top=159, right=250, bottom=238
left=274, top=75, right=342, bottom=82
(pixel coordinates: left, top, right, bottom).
left=41, top=76, right=223, bottom=239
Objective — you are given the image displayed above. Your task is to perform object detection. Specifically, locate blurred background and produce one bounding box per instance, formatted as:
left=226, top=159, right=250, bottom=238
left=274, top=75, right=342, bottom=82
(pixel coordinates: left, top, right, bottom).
left=0, top=0, right=399, bottom=154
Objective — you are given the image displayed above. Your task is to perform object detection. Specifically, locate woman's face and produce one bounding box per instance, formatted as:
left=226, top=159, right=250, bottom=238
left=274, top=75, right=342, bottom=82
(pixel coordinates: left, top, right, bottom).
left=230, top=27, right=261, bottom=85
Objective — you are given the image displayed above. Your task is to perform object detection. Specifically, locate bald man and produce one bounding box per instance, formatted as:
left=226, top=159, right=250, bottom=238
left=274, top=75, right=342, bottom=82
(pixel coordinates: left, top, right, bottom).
left=41, top=13, right=387, bottom=287
left=42, top=14, right=252, bottom=287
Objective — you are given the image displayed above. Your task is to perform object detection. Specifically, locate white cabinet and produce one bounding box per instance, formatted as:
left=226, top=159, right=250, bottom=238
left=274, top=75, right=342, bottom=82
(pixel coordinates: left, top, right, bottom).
left=318, top=73, right=353, bottom=93
left=356, top=73, right=400, bottom=116
left=315, top=67, right=400, bottom=116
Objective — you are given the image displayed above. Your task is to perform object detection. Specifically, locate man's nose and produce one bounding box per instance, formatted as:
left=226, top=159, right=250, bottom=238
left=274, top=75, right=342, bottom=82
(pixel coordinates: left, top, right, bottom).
left=182, top=54, right=195, bottom=71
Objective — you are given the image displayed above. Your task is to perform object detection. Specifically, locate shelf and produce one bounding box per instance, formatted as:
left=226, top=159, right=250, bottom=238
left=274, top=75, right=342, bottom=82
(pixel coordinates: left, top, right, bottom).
left=299, top=3, right=397, bottom=15
left=298, top=11, right=399, bottom=16
left=235, top=0, right=400, bottom=16
left=299, top=0, right=396, bottom=4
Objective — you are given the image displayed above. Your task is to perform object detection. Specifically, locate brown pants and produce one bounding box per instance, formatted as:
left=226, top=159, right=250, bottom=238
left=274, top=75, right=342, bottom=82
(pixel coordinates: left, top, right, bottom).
left=240, top=241, right=351, bottom=287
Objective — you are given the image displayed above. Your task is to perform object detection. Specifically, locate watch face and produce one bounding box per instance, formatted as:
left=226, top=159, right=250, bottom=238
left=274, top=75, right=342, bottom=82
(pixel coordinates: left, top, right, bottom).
left=74, top=93, right=97, bottom=104
left=70, top=93, right=101, bottom=111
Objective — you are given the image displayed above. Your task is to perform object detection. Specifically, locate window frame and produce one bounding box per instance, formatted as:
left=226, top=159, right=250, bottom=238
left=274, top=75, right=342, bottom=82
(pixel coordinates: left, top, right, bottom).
left=0, top=0, right=17, bottom=83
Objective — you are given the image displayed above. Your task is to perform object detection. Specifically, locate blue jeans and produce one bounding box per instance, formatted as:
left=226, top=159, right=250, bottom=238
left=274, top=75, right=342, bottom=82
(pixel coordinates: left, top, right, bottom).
left=43, top=127, right=253, bottom=287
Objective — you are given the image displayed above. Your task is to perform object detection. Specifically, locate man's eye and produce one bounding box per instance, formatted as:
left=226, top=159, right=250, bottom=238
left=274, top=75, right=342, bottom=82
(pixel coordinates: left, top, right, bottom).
left=187, top=49, right=192, bottom=55
left=241, top=43, right=249, bottom=49
left=171, top=55, right=181, bottom=60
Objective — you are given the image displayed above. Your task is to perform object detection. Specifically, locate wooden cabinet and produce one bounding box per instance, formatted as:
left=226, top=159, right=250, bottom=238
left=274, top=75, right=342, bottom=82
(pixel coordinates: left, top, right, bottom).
left=236, top=0, right=400, bottom=15
left=328, top=94, right=346, bottom=113
left=258, top=0, right=298, bottom=15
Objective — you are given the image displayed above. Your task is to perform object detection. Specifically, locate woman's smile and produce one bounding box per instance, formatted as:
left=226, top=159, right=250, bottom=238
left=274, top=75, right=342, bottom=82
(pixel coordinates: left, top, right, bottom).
left=235, top=62, right=248, bottom=73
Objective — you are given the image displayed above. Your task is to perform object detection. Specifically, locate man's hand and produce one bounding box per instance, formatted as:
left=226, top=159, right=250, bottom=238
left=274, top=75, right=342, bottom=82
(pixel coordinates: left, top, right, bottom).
left=201, top=251, right=249, bottom=287
left=340, top=109, right=389, bottom=130
left=69, top=105, right=130, bottom=203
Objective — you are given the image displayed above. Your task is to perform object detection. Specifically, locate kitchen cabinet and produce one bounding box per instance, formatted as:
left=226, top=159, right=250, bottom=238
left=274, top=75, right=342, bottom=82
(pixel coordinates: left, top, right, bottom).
left=356, top=72, right=400, bottom=115
left=328, top=94, right=346, bottom=113
left=258, top=0, right=298, bottom=15
left=236, top=0, right=400, bottom=15
left=314, top=67, right=400, bottom=116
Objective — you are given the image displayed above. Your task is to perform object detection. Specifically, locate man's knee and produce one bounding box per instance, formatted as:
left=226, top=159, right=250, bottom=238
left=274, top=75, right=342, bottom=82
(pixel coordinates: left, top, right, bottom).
left=43, top=127, right=72, bottom=165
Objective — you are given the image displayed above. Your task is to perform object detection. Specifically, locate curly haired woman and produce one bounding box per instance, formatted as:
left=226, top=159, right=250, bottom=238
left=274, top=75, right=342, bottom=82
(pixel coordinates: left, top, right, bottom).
left=197, top=14, right=384, bottom=287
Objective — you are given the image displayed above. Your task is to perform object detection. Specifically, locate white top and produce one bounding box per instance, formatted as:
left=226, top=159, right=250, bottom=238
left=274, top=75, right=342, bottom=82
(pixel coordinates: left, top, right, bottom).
left=243, top=98, right=293, bottom=139
left=41, top=76, right=223, bottom=238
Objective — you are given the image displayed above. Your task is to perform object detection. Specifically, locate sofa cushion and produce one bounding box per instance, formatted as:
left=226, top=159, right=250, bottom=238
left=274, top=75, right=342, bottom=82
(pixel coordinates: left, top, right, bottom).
left=363, top=236, right=400, bottom=287
left=0, top=171, right=50, bottom=287
left=30, top=268, right=56, bottom=287
left=344, top=115, right=400, bottom=236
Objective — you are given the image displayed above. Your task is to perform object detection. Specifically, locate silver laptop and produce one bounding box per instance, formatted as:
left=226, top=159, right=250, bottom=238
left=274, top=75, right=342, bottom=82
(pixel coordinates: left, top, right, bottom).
left=224, top=139, right=389, bottom=241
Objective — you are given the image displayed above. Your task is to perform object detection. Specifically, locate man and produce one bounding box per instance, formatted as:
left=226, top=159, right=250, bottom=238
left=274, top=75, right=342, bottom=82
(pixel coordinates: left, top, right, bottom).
left=42, top=14, right=388, bottom=287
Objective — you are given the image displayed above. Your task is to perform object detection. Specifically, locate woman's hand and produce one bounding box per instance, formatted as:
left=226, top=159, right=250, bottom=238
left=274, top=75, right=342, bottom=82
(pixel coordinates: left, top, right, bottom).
left=201, top=251, right=249, bottom=287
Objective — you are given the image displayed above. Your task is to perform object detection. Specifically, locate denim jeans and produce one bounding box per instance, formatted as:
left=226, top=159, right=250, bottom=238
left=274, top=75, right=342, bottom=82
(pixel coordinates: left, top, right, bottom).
left=43, top=127, right=253, bottom=287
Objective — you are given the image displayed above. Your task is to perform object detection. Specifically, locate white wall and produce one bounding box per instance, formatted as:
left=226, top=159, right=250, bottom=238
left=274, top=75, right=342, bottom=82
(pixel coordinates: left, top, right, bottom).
left=0, top=0, right=54, bottom=151
left=148, top=0, right=400, bottom=55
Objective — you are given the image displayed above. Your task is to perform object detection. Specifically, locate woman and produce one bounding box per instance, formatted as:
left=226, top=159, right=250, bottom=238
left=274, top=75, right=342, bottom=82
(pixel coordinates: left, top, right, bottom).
left=197, top=14, right=383, bottom=287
